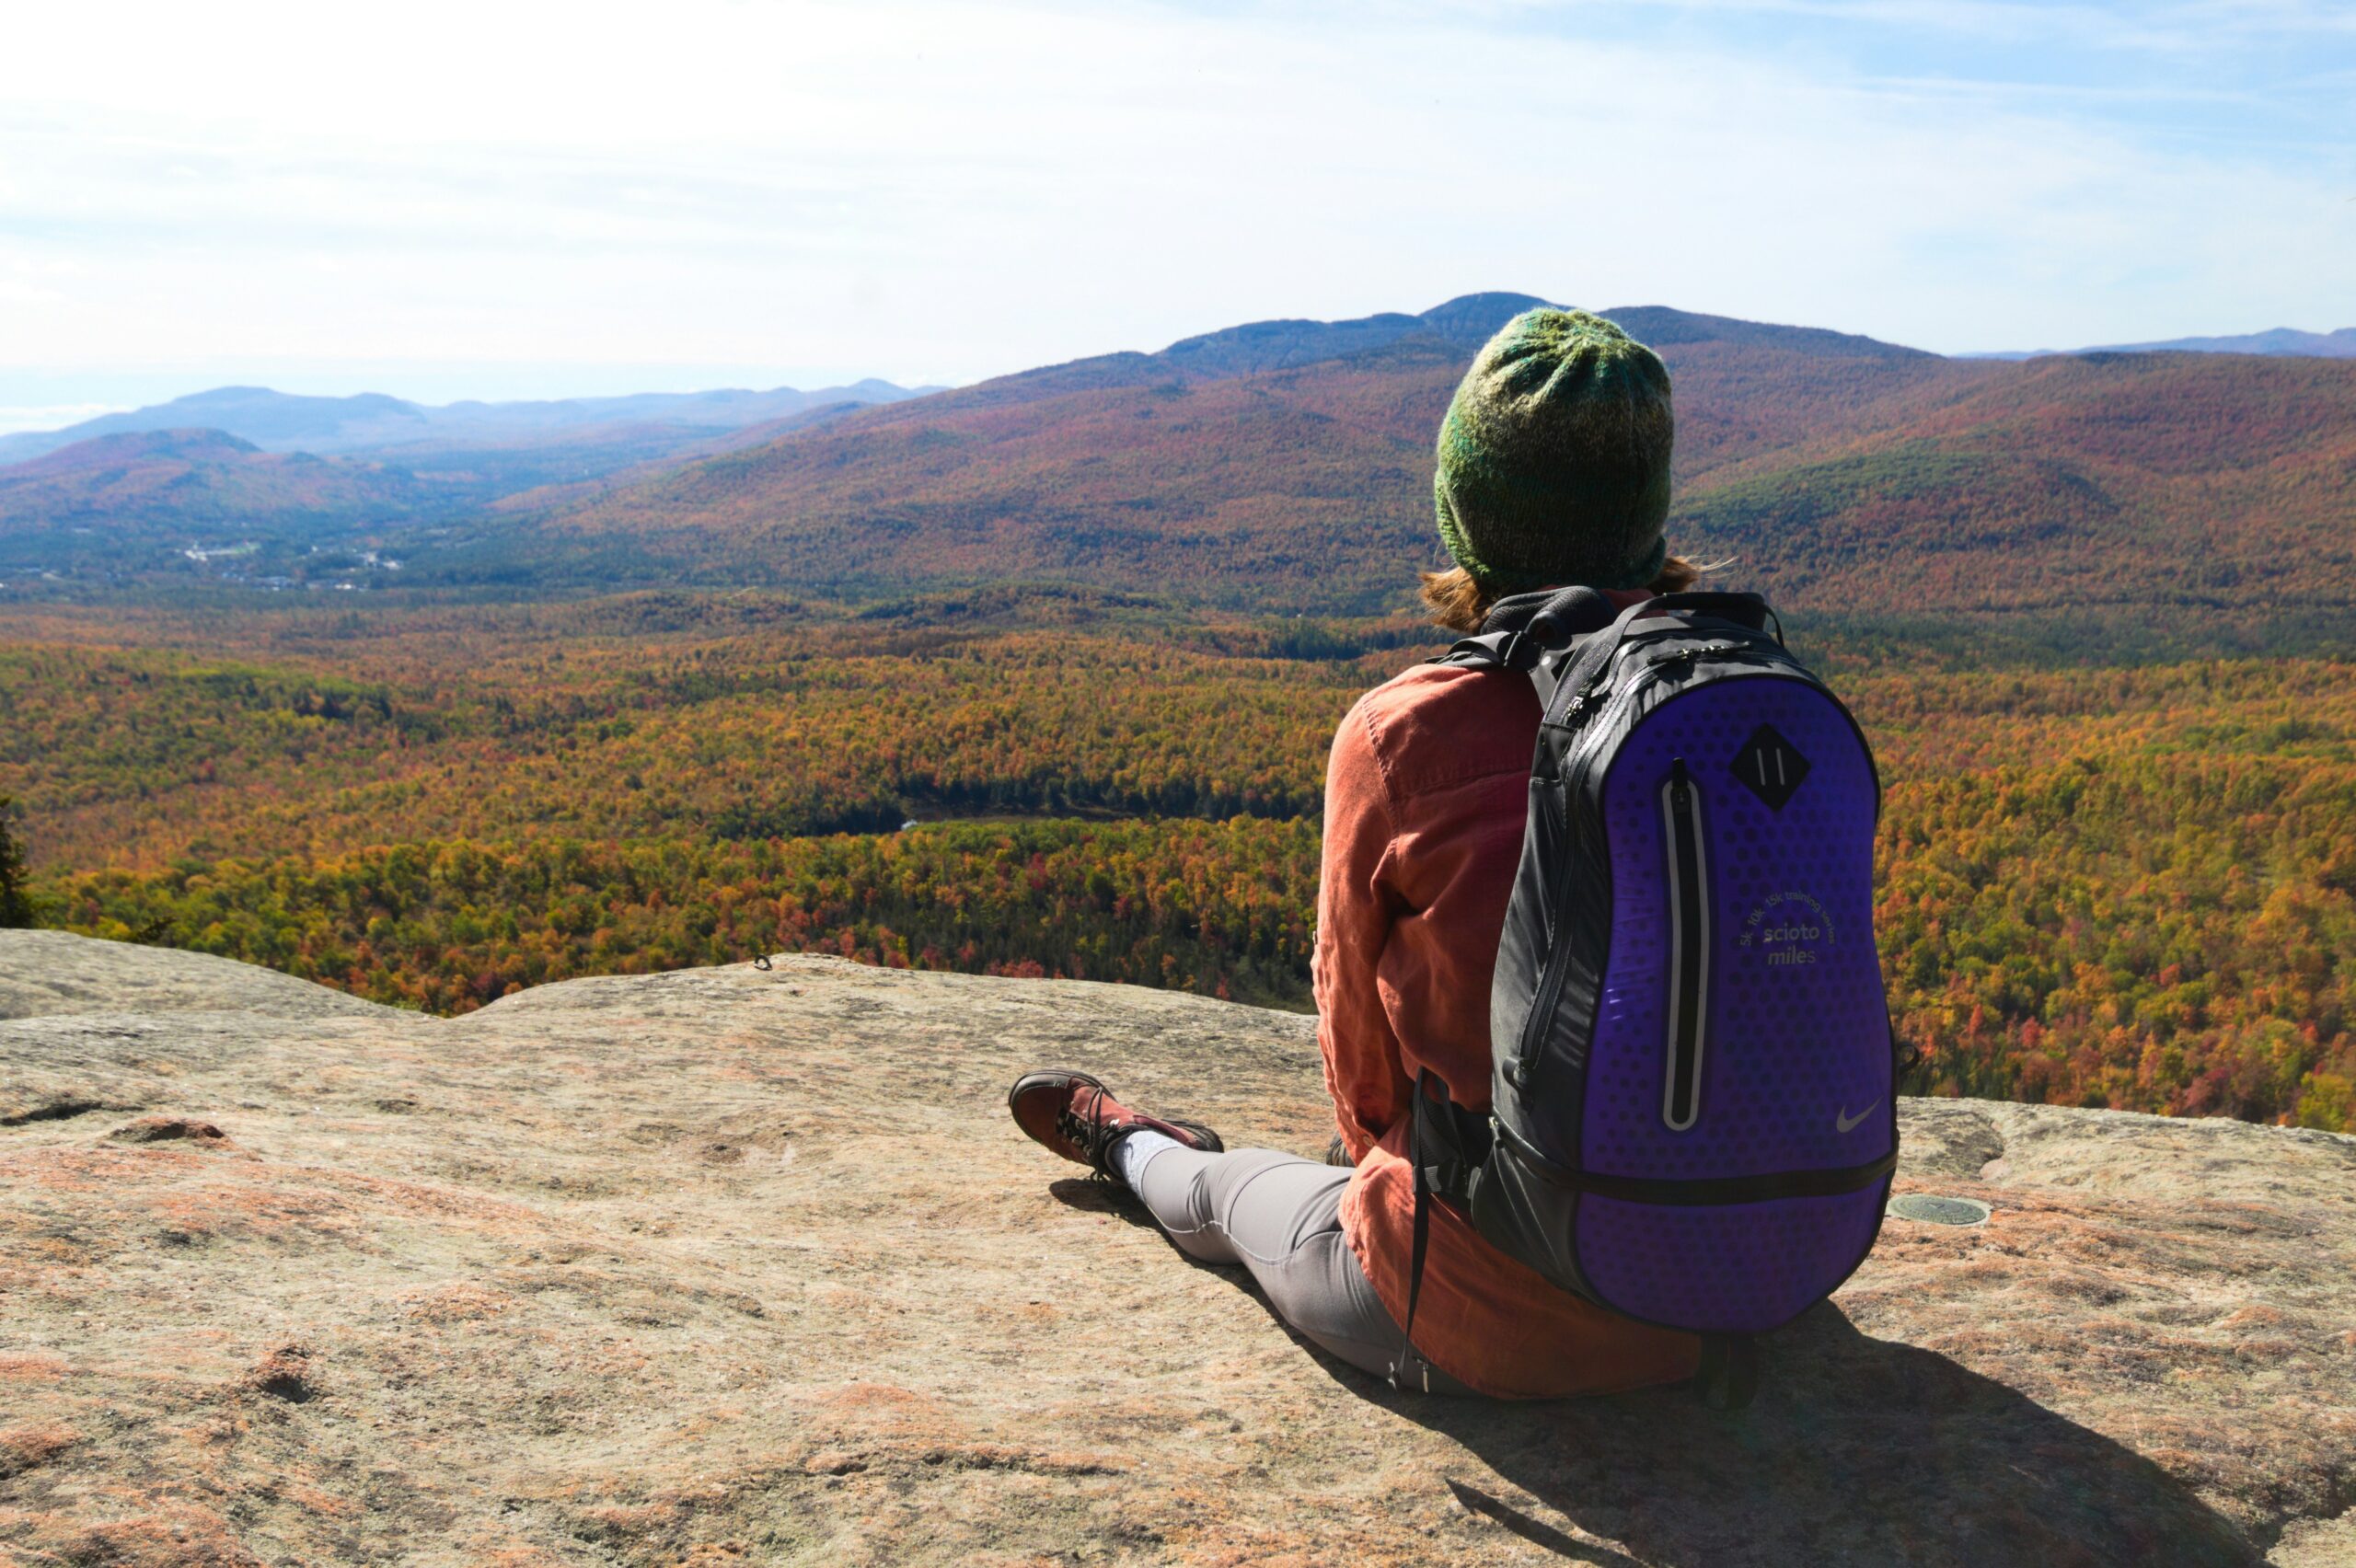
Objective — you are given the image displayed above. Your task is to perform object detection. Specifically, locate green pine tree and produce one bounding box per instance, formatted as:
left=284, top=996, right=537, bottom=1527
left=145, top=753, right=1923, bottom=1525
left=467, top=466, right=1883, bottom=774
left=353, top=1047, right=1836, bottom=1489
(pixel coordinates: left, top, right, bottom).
left=0, top=795, right=32, bottom=928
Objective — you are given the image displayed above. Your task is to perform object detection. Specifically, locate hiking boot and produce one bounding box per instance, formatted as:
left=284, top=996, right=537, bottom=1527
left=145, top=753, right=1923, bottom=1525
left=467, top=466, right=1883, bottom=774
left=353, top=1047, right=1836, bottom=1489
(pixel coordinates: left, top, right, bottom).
left=1007, top=1068, right=1224, bottom=1177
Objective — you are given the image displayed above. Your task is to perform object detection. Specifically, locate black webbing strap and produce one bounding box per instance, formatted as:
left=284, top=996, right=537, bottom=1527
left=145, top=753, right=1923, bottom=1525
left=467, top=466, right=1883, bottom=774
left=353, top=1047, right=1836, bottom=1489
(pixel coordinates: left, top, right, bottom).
left=1389, top=1067, right=1438, bottom=1391
left=1693, top=1333, right=1761, bottom=1411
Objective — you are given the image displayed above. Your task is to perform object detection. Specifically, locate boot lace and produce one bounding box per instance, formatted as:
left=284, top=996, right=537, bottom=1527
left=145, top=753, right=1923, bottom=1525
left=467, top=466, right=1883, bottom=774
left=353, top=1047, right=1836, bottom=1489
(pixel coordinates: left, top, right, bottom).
left=1055, top=1082, right=1122, bottom=1173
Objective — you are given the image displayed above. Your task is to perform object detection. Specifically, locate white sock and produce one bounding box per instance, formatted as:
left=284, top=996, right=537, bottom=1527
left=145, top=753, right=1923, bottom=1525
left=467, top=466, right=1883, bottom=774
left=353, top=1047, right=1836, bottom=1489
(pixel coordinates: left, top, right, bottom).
left=1114, top=1128, right=1183, bottom=1190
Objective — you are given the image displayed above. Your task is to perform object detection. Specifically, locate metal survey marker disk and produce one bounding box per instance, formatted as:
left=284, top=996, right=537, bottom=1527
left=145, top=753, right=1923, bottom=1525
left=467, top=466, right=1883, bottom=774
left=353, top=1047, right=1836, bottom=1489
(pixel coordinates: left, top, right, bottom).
left=1888, top=1194, right=1992, bottom=1227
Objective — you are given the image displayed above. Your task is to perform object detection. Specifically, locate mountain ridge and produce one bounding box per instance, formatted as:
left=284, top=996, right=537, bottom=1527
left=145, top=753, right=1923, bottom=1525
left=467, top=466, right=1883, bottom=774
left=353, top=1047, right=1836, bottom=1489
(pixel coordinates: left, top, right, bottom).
left=521, top=293, right=2348, bottom=622
left=5, top=426, right=266, bottom=476
left=0, top=426, right=448, bottom=569
left=5, top=293, right=2348, bottom=629
left=968, top=294, right=1934, bottom=397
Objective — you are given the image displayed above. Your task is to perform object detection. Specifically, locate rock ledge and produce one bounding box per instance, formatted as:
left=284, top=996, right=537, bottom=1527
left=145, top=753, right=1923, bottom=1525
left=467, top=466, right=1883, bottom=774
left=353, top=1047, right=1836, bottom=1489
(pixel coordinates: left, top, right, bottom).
left=2, top=930, right=2350, bottom=1566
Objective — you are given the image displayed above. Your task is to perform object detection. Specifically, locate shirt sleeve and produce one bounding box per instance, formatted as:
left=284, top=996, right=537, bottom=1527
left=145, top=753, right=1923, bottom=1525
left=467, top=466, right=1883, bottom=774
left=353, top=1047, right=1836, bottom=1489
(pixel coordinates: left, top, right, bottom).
left=1313, top=696, right=1410, bottom=1163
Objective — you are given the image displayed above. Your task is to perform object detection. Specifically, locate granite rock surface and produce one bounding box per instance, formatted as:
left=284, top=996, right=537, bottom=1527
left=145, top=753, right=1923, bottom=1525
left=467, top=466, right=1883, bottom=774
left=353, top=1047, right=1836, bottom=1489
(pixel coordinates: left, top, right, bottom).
left=1, top=928, right=2350, bottom=1566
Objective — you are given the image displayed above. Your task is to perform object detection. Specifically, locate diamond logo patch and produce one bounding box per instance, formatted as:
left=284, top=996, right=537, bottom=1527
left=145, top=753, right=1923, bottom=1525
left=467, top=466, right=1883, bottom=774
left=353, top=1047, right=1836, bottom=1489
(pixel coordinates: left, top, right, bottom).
left=1732, top=723, right=1810, bottom=810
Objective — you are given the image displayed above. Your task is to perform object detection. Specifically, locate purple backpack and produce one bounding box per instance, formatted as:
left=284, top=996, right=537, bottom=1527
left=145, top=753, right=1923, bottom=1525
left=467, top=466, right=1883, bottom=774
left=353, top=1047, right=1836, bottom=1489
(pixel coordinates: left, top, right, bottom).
left=1397, top=589, right=1898, bottom=1407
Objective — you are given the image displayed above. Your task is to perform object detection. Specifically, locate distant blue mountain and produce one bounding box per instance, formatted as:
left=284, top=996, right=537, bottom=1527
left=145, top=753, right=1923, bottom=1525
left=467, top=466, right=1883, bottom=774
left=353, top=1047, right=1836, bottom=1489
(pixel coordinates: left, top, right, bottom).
left=1972, top=328, right=2356, bottom=362
left=0, top=380, right=935, bottom=469
left=2096, top=328, right=2356, bottom=358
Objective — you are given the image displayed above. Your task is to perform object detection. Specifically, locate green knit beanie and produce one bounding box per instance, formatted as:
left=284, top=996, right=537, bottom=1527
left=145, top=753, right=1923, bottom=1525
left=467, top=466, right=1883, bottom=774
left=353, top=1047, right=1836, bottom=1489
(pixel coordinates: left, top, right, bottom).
left=1433, top=307, right=1674, bottom=594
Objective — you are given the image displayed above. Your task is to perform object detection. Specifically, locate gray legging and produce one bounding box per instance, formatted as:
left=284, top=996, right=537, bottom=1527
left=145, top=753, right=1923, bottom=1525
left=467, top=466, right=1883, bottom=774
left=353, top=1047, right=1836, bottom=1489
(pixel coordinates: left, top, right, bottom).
left=1126, top=1140, right=1476, bottom=1395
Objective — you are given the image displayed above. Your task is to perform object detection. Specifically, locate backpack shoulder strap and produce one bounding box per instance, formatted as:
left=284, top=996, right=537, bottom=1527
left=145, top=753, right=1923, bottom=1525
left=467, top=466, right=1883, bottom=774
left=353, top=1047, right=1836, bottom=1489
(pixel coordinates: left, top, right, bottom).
left=1429, top=585, right=1626, bottom=673
left=1545, top=590, right=1784, bottom=717
left=1430, top=631, right=1519, bottom=670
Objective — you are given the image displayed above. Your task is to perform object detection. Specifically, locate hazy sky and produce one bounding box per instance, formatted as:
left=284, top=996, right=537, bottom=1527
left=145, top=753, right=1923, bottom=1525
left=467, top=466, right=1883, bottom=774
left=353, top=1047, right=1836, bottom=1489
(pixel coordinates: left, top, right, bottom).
left=2, top=0, right=2349, bottom=428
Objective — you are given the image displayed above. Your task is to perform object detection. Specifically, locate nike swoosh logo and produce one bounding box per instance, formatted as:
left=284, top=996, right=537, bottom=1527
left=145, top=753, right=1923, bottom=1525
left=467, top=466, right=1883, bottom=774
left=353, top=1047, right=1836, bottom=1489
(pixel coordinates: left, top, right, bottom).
left=1836, top=1101, right=1879, bottom=1134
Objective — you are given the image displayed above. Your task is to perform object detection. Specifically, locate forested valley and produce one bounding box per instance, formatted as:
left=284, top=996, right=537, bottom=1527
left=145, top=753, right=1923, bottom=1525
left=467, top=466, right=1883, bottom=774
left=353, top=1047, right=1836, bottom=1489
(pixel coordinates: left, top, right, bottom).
left=3, top=589, right=2350, bottom=1132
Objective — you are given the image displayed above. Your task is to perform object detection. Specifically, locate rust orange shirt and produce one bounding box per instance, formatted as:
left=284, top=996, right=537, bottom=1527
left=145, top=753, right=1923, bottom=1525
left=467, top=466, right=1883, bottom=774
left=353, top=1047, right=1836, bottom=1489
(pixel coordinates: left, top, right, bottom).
left=1316, top=623, right=1703, bottom=1399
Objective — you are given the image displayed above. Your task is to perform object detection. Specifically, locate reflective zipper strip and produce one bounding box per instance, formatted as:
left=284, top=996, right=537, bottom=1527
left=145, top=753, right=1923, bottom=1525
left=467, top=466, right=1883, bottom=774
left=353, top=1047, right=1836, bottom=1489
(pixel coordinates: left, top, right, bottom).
left=1662, top=761, right=1709, bottom=1131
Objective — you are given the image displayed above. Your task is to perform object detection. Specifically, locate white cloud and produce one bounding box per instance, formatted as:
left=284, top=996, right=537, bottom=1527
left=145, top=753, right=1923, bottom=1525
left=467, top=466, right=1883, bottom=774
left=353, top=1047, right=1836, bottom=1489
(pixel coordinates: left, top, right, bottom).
left=0, top=0, right=2346, bottom=400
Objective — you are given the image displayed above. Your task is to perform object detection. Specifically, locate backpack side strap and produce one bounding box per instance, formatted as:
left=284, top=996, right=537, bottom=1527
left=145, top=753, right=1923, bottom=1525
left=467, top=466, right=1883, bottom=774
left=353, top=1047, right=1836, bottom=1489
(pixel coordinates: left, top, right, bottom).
left=1388, top=1067, right=1439, bottom=1390
left=1386, top=1069, right=1496, bottom=1391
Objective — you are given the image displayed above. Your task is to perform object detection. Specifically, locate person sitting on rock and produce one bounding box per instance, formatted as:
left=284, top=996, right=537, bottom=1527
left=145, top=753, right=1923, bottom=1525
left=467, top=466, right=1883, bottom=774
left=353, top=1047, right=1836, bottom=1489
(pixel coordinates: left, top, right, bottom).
left=1010, top=309, right=1705, bottom=1397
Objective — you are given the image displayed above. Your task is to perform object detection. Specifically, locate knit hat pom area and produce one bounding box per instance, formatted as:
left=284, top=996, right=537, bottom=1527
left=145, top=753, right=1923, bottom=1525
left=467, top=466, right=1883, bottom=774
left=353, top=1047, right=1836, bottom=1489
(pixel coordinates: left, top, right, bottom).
left=1434, top=307, right=1675, bottom=594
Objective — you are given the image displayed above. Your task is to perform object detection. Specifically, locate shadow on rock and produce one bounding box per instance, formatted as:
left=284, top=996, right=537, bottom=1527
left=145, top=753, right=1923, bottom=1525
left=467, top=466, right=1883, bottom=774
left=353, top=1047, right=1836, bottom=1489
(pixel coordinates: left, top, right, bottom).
left=1046, top=1175, right=1136, bottom=1214
left=1372, top=1308, right=2258, bottom=1568
left=1048, top=1182, right=2258, bottom=1568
